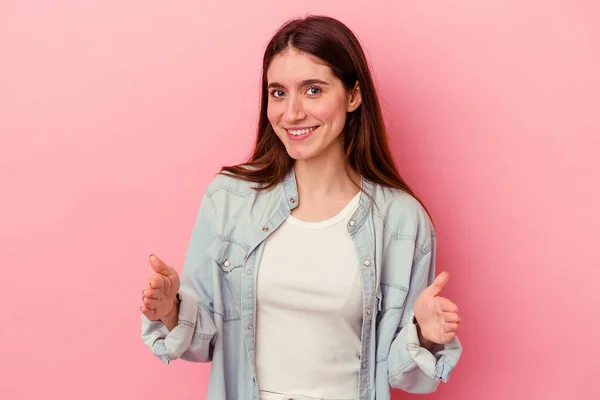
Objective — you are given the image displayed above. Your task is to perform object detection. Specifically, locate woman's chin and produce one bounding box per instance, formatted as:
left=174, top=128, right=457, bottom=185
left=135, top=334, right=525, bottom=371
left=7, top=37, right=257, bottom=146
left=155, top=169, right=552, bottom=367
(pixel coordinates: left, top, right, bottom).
left=284, top=145, right=313, bottom=161
left=287, top=152, right=312, bottom=161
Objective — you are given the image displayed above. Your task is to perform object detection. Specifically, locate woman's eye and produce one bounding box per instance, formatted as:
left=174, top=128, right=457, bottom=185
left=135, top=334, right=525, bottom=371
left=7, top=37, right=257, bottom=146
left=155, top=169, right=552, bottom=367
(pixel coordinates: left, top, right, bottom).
left=306, top=87, right=322, bottom=95
left=271, top=90, right=285, bottom=98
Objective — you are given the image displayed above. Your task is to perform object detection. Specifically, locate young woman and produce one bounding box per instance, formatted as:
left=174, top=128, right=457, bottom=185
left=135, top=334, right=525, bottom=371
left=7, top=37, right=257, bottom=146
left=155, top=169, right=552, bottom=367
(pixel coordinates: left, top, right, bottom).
left=141, top=15, right=463, bottom=400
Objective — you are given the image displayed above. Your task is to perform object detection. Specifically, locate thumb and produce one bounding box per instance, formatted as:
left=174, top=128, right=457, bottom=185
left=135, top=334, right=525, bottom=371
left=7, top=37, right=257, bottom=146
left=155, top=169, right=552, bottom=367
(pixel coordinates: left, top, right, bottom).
left=424, top=271, right=450, bottom=298
left=149, top=254, right=171, bottom=274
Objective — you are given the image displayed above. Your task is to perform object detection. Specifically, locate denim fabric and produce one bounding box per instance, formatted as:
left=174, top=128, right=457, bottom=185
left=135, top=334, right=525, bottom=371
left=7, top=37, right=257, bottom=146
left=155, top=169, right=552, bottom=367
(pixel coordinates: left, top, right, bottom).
left=141, top=168, right=463, bottom=399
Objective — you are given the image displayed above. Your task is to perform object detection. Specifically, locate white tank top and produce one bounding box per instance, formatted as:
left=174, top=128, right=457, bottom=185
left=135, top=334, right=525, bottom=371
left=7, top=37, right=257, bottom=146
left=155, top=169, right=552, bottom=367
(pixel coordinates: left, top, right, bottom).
left=255, top=192, right=363, bottom=399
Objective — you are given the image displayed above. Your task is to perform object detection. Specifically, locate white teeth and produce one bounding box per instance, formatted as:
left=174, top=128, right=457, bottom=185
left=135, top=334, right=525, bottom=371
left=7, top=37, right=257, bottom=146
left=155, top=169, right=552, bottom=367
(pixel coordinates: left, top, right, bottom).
left=288, top=126, right=317, bottom=136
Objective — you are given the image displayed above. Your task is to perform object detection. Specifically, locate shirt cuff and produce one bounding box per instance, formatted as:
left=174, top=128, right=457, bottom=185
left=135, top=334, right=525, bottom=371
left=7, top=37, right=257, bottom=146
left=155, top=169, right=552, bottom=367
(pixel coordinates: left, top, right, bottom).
left=141, top=292, right=199, bottom=363
left=399, top=312, right=463, bottom=382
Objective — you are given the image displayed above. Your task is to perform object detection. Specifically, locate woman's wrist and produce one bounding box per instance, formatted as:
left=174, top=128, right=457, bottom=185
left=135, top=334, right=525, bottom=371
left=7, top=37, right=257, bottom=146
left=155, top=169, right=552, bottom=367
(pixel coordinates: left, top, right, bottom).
left=160, top=294, right=181, bottom=331
left=414, top=317, right=436, bottom=351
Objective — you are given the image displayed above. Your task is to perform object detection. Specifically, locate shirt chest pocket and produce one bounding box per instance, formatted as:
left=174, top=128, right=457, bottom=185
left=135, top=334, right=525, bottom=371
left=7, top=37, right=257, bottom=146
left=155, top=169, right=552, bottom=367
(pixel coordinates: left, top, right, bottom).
left=206, top=237, right=247, bottom=321
left=379, top=284, right=409, bottom=311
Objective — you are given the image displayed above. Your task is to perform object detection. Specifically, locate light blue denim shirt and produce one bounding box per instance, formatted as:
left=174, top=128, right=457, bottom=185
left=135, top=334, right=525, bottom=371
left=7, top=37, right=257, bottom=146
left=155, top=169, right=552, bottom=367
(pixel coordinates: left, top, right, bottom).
left=141, top=168, right=463, bottom=399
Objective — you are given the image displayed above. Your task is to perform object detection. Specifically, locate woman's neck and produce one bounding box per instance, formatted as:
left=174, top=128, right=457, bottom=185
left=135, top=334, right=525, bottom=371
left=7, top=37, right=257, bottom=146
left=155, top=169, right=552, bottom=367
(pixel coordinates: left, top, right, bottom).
left=290, top=152, right=361, bottom=222
left=293, top=152, right=361, bottom=201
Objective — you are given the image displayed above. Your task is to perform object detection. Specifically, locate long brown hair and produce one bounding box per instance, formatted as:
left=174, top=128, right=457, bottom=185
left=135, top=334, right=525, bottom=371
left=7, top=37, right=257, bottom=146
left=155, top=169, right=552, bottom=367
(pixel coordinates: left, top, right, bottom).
left=221, top=15, right=430, bottom=216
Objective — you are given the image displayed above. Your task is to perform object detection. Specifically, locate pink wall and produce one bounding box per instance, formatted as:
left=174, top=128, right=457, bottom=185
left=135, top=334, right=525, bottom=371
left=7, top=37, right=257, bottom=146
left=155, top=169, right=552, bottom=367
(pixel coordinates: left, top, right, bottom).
left=1, top=1, right=598, bottom=399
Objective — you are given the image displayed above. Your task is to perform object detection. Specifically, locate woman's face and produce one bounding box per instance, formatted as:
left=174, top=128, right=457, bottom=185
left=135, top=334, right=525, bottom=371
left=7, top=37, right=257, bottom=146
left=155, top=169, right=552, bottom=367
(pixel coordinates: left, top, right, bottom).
left=266, top=49, right=361, bottom=162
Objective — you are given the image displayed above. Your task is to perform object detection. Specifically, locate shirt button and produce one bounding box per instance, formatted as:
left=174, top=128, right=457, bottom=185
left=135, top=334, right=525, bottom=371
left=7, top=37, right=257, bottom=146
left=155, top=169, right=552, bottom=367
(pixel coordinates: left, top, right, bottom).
left=223, top=260, right=230, bottom=267
left=349, top=220, right=356, bottom=227
left=361, top=361, right=367, bottom=369
left=290, top=198, right=296, bottom=204
left=363, top=259, right=371, bottom=266
left=247, top=324, right=253, bottom=330
left=246, top=269, right=252, bottom=275
left=262, top=226, right=269, bottom=232
left=366, top=308, right=372, bottom=315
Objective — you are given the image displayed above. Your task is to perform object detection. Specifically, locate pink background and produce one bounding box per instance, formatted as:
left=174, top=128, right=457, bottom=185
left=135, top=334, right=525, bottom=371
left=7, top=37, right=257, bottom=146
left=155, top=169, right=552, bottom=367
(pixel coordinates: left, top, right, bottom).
left=1, top=1, right=599, bottom=399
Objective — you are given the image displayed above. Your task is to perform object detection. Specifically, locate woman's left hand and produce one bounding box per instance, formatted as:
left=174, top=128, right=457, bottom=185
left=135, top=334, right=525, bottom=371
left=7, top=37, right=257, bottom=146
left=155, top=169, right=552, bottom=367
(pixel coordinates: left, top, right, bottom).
left=413, top=271, right=461, bottom=345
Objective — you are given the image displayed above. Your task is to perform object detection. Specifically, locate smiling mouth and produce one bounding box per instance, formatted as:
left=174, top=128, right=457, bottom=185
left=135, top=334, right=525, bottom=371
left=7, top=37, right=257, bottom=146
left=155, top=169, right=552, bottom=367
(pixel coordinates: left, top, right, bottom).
left=285, top=126, right=319, bottom=136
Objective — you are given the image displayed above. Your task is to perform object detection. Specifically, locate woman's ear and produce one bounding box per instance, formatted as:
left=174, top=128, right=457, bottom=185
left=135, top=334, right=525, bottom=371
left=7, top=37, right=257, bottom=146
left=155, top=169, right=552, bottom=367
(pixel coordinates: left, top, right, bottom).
left=347, top=81, right=362, bottom=112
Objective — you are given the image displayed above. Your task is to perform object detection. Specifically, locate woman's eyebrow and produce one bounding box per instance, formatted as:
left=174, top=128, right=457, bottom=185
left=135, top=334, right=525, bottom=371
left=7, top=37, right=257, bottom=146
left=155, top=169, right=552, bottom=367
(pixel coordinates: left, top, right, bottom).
left=267, top=79, right=330, bottom=89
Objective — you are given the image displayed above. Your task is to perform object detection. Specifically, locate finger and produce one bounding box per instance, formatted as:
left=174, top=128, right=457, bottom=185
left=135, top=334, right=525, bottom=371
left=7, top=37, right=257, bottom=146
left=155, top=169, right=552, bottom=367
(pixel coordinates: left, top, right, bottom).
left=142, top=297, right=158, bottom=309
left=140, top=305, right=155, bottom=320
left=443, top=331, right=457, bottom=343
left=149, top=274, right=166, bottom=290
left=445, top=322, right=459, bottom=332
left=423, top=271, right=450, bottom=298
left=439, top=297, right=459, bottom=313
left=142, top=288, right=160, bottom=299
left=149, top=254, right=173, bottom=275
left=443, top=312, right=461, bottom=323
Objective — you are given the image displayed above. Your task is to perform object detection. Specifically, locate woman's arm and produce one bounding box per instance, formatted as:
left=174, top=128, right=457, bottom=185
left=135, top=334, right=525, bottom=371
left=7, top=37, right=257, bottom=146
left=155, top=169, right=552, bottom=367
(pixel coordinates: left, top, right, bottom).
left=386, top=230, right=463, bottom=393
left=141, top=192, right=219, bottom=364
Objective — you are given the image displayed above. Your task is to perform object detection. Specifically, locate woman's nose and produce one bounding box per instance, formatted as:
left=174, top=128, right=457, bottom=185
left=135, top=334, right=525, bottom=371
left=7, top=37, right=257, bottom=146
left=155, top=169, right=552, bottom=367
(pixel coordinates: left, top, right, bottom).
left=283, top=97, right=307, bottom=122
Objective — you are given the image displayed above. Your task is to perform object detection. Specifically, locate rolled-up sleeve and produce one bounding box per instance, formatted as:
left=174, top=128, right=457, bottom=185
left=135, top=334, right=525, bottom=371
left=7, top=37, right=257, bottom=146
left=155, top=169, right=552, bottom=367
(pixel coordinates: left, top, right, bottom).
left=141, top=292, right=217, bottom=364
left=387, top=230, right=463, bottom=393
left=140, top=190, right=219, bottom=364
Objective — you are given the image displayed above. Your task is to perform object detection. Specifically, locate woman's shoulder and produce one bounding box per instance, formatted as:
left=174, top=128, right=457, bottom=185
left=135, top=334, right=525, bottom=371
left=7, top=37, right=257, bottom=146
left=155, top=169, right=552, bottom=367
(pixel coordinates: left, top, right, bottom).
left=205, top=171, right=252, bottom=197
left=201, top=168, right=283, bottom=238
left=371, top=184, right=429, bottom=217
left=204, top=165, right=279, bottom=200
left=369, top=183, right=435, bottom=239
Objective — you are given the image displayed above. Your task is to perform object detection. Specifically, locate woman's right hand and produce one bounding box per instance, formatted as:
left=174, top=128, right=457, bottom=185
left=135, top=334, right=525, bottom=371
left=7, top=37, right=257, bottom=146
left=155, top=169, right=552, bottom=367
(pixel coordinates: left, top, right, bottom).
left=141, top=254, right=181, bottom=321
